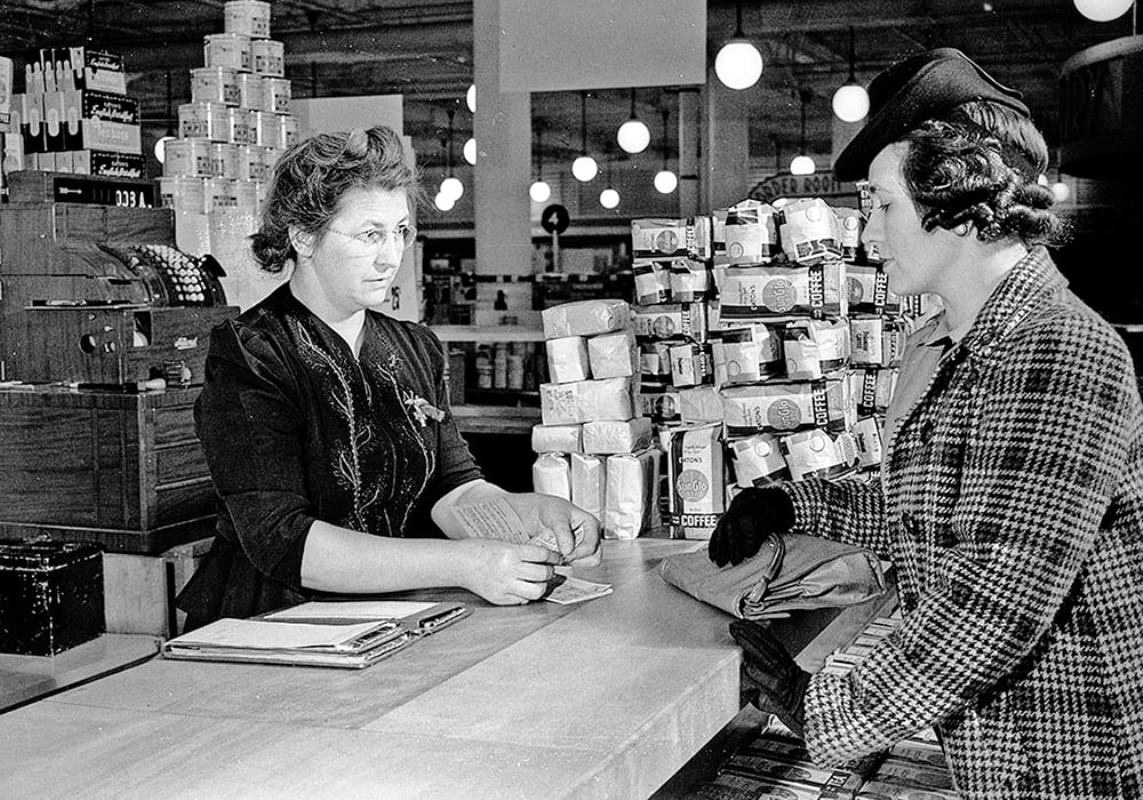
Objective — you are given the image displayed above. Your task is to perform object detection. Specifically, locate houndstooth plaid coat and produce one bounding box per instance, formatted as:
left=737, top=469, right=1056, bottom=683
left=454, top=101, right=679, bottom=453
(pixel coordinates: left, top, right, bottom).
left=782, top=248, right=1143, bottom=798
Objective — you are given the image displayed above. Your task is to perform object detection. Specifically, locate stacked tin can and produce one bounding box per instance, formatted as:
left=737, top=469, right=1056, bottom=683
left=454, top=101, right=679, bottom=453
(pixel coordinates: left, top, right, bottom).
left=628, top=196, right=931, bottom=541
left=160, top=0, right=294, bottom=220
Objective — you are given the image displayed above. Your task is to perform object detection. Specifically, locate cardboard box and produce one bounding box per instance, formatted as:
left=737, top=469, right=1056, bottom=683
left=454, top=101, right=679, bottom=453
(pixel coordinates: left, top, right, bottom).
left=0, top=541, right=104, bottom=655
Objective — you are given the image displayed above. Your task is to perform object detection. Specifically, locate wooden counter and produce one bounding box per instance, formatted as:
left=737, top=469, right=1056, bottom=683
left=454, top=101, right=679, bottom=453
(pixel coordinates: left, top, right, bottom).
left=0, top=539, right=743, bottom=800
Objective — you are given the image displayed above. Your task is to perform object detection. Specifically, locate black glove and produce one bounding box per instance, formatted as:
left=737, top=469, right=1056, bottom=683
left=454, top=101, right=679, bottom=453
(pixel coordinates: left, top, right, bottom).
left=708, top=486, right=794, bottom=567
left=730, top=618, right=810, bottom=738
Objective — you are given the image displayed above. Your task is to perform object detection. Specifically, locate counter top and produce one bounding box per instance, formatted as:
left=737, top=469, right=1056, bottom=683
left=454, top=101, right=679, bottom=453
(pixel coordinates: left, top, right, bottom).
left=0, top=539, right=743, bottom=800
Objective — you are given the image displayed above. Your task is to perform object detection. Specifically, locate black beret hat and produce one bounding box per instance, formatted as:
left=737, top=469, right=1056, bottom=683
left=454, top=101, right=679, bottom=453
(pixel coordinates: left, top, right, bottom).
left=833, top=47, right=1031, bottom=181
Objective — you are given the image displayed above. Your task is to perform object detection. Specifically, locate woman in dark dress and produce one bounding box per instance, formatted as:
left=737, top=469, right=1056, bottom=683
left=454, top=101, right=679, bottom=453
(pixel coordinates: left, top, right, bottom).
left=178, top=126, right=599, bottom=628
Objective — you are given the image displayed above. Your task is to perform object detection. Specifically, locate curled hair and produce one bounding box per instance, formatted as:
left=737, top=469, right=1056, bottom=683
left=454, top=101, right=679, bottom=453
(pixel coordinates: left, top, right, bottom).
left=250, top=125, right=427, bottom=273
left=900, top=102, right=1069, bottom=248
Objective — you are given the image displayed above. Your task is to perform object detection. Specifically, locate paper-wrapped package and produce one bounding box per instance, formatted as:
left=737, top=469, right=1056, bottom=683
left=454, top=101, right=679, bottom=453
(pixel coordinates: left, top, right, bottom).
left=570, top=453, right=606, bottom=522
left=729, top=433, right=791, bottom=488
left=669, top=260, right=713, bottom=303
left=631, top=216, right=712, bottom=260
left=846, top=263, right=900, bottom=316
left=639, top=340, right=673, bottom=379
left=541, top=299, right=631, bottom=340
left=835, top=207, right=865, bottom=263
left=587, top=330, right=638, bottom=379
left=720, top=379, right=855, bottom=435
left=715, top=262, right=846, bottom=321
left=640, top=385, right=682, bottom=423
left=632, top=302, right=708, bottom=341
left=711, top=324, right=784, bottom=386
left=583, top=416, right=653, bottom=455
left=669, top=342, right=712, bottom=388
left=781, top=318, right=851, bottom=381
left=633, top=258, right=674, bottom=305
left=850, top=317, right=906, bottom=367
left=664, top=422, right=725, bottom=539
left=780, top=428, right=859, bottom=481
left=540, top=376, right=634, bottom=426
left=530, top=423, right=583, bottom=454
left=532, top=452, right=571, bottom=500
left=680, top=385, right=724, bottom=424
left=850, top=416, right=885, bottom=470
left=603, top=447, right=660, bottom=539
left=545, top=336, right=591, bottom=384
left=778, top=198, right=842, bottom=265
left=853, top=368, right=897, bottom=416
left=724, top=200, right=780, bottom=265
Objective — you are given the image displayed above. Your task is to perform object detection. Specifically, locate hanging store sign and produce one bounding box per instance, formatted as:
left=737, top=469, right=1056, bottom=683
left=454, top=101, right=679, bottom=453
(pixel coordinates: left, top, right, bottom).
left=748, top=172, right=854, bottom=205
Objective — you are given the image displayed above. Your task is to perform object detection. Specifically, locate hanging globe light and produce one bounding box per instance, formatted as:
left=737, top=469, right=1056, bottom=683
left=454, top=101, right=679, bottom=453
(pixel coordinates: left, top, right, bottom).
left=654, top=169, right=678, bottom=194
left=600, top=187, right=620, bottom=209
left=616, top=88, right=651, bottom=154
left=153, top=134, right=177, bottom=164
left=1073, top=0, right=1134, bottom=21
left=466, top=84, right=476, bottom=113
left=714, top=2, right=763, bottom=91
left=831, top=28, right=869, bottom=123
left=440, top=175, right=464, bottom=201
left=572, top=155, right=598, bottom=182
left=790, top=154, right=816, bottom=176
left=530, top=179, right=552, bottom=204
left=463, top=137, right=477, bottom=165
left=435, top=191, right=456, bottom=211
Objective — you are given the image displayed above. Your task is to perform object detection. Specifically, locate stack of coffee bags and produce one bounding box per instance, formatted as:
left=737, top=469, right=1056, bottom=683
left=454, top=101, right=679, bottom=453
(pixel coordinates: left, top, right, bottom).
left=14, top=47, right=144, bottom=177
left=531, top=298, right=660, bottom=539
left=161, top=0, right=294, bottom=276
left=629, top=217, right=724, bottom=540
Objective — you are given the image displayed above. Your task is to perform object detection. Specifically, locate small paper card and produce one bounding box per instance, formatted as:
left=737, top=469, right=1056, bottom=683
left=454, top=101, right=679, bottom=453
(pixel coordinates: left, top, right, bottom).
left=455, top=497, right=531, bottom=544
left=544, top=574, right=613, bottom=605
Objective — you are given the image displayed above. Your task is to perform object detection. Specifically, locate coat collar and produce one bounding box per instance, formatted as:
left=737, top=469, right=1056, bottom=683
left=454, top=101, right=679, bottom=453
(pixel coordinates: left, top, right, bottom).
left=951, top=246, right=1068, bottom=361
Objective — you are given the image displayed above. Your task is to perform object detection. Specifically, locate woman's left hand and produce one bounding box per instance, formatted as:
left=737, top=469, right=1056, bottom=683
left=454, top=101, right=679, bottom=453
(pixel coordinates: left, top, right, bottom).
left=502, top=492, right=602, bottom=566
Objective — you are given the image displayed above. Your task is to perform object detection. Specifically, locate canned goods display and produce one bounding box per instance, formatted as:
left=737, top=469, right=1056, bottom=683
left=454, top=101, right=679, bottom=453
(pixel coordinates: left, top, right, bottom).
left=236, top=144, right=267, bottom=181
left=279, top=114, right=298, bottom=147
left=179, top=101, right=230, bottom=142
left=209, top=142, right=239, bottom=179
left=224, top=0, right=271, bottom=39
left=163, top=137, right=214, bottom=177
left=236, top=179, right=260, bottom=214
left=262, top=77, right=291, bottom=114
left=191, top=67, right=240, bottom=106
left=159, top=176, right=207, bottom=214
left=225, top=106, right=252, bottom=144
left=204, top=32, right=252, bottom=72
left=236, top=72, right=265, bottom=111
left=251, top=39, right=285, bottom=77
left=204, top=177, right=239, bottom=210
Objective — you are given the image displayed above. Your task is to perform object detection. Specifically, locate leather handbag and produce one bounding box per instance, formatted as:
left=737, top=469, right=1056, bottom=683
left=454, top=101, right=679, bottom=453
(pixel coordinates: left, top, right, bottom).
left=659, top=533, right=886, bottom=620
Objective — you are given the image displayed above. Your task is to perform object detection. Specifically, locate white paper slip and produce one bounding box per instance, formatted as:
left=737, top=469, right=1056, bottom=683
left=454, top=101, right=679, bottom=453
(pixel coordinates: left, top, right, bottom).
left=263, top=600, right=439, bottom=621
left=544, top=575, right=613, bottom=605
left=454, top=496, right=531, bottom=544
left=168, top=617, right=395, bottom=652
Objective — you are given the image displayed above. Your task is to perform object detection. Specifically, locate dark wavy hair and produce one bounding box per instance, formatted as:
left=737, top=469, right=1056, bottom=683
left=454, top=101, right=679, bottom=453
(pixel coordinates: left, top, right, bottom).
left=250, top=125, right=426, bottom=273
left=900, top=101, right=1070, bottom=248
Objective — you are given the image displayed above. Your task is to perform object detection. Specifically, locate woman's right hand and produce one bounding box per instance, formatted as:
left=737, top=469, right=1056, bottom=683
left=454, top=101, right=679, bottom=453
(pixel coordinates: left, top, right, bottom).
left=455, top=539, right=562, bottom=605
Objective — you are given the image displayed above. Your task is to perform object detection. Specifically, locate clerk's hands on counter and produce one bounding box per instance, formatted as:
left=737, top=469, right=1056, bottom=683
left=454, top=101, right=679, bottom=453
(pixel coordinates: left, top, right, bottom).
left=454, top=539, right=563, bottom=605
left=501, top=491, right=602, bottom=567
left=708, top=486, right=795, bottom=567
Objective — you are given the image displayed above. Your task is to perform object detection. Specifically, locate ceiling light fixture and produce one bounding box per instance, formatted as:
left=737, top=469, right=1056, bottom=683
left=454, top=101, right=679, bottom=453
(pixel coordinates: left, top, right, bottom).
left=1073, top=0, right=1134, bottom=21
left=654, top=107, right=678, bottom=194
left=438, top=109, right=464, bottom=203
left=790, top=90, right=816, bottom=176
left=715, top=1, right=764, bottom=91
left=831, top=28, right=870, bottom=123
left=616, top=87, right=651, bottom=154
left=530, top=124, right=552, bottom=203
left=599, top=155, right=620, bottom=209
left=571, top=91, right=599, bottom=182
left=463, top=136, right=477, bottom=165
left=466, top=83, right=476, bottom=113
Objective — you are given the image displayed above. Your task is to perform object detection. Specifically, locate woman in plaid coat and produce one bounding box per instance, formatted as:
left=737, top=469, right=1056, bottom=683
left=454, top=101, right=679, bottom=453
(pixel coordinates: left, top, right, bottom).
left=710, top=49, right=1143, bottom=797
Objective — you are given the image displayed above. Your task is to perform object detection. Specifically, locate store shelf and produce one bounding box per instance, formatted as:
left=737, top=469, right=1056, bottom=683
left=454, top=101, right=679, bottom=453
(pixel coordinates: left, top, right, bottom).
left=431, top=325, right=545, bottom=344
left=451, top=404, right=540, bottom=435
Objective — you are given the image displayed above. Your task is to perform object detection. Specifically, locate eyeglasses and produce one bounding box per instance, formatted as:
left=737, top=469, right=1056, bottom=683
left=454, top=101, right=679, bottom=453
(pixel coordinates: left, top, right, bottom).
left=326, top=223, right=417, bottom=251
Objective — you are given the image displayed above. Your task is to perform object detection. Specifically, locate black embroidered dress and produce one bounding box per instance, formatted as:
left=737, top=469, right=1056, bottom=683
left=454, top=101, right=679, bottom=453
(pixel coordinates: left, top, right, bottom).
left=177, top=284, right=482, bottom=625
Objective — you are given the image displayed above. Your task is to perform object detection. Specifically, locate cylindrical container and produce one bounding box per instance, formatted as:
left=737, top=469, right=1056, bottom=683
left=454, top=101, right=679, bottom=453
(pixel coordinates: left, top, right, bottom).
left=224, top=0, right=271, bottom=39
left=251, top=39, right=285, bottom=77
left=209, top=142, right=239, bottom=179
left=191, top=66, right=240, bottom=107
left=163, top=137, right=214, bottom=177
left=262, top=77, right=291, bottom=114
left=178, top=102, right=229, bottom=142
left=475, top=346, right=492, bottom=389
left=235, top=179, right=260, bottom=215
left=248, top=110, right=270, bottom=146
left=225, top=106, right=252, bottom=144
left=507, top=343, right=525, bottom=390
left=204, top=33, right=252, bottom=72
left=159, top=176, right=207, bottom=214
left=235, top=144, right=266, bottom=181
left=279, top=113, right=298, bottom=147
left=493, top=343, right=508, bottom=389
left=235, top=72, right=265, bottom=110
left=262, top=146, right=283, bottom=173
left=204, top=177, right=239, bottom=211
left=253, top=179, right=268, bottom=214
